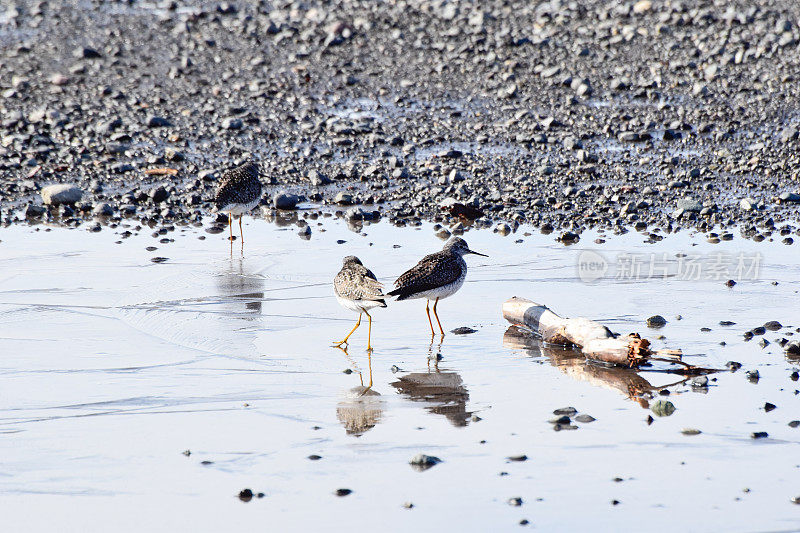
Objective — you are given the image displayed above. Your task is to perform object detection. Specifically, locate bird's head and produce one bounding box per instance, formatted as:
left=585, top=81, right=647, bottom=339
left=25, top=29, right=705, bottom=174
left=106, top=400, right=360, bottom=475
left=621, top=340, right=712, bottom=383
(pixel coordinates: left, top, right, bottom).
left=443, top=237, right=487, bottom=257
left=342, top=255, right=363, bottom=266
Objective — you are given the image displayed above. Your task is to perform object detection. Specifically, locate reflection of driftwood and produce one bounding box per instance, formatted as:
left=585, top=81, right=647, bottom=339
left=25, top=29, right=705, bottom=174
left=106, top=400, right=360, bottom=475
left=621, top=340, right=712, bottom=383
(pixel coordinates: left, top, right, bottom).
left=503, top=326, right=688, bottom=407
left=503, top=297, right=703, bottom=373
left=391, top=372, right=471, bottom=427
left=336, top=386, right=383, bottom=436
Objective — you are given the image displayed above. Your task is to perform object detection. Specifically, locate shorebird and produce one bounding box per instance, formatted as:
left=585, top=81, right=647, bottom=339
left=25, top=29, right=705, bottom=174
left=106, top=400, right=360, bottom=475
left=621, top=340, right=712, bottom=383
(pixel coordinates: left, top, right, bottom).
left=333, top=256, right=387, bottom=350
left=214, top=161, right=262, bottom=243
left=388, top=237, right=486, bottom=336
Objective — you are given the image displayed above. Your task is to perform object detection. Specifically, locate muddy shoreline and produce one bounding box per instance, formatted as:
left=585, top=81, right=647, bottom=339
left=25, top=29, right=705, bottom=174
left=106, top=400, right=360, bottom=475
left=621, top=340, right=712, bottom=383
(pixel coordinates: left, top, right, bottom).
left=2, top=0, right=800, bottom=240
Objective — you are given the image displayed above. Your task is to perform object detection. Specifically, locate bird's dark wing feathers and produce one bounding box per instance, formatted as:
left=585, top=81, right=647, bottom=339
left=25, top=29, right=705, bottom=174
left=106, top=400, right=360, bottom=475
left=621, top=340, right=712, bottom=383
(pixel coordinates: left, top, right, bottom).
left=334, top=263, right=385, bottom=303
left=388, top=252, right=461, bottom=299
left=214, top=179, right=241, bottom=207
left=214, top=164, right=261, bottom=208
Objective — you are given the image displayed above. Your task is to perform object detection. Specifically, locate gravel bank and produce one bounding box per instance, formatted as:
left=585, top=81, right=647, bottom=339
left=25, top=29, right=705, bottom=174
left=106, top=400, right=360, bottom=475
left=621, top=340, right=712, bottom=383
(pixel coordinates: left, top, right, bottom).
left=1, top=0, right=799, bottom=241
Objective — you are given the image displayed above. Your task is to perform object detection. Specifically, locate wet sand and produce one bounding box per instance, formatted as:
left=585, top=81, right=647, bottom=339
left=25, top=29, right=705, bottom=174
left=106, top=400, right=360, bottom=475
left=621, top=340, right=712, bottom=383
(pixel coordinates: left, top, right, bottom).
left=0, top=219, right=799, bottom=531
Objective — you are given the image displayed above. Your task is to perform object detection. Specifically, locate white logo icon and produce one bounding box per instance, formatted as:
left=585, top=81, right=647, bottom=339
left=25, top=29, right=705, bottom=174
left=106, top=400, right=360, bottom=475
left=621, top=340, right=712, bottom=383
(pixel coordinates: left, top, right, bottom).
left=577, top=250, right=608, bottom=282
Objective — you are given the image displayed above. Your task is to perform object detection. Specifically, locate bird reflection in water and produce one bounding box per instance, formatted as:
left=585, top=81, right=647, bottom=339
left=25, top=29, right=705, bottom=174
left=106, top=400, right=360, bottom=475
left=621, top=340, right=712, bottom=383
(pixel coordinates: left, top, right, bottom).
left=391, top=340, right=472, bottom=427
left=215, top=256, right=265, bottom=316
left=335, top=347, right=384, bottom=436
left=503, top=326, right=689, bottom=408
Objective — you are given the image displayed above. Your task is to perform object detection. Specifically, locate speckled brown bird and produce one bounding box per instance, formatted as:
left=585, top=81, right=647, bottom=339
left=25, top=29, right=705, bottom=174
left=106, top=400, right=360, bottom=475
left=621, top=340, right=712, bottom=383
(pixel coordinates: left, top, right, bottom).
left=388, top=238, right=486, bottom=336
left=333, top=256, right=387, bottom=350
left=214, top=161, right=262, bottom=243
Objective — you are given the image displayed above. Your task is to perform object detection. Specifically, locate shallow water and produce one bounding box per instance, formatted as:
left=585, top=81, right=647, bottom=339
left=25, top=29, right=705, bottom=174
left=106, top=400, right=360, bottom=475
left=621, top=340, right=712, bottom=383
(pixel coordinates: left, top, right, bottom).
left=0, top=217, right=799, bottom=531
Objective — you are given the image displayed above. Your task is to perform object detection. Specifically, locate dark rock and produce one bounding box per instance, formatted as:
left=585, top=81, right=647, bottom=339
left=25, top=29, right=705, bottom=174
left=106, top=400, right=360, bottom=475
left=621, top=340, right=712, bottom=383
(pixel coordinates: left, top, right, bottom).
left=785, top=341, right=800, bottom=355
left=146, top=116, right=172, bottom=128
left=274, top=192, right=299, bottom=210
left=409, top=454, right=441, bottom=471
left=25, top=204, right=46, bottom=218
left=553, top=407, right=577, bottom=416
left=92, top=203, right=113, bottom=216
left=75, top=47, right=102, bottom=59
left=150, top=186, right=169, bottom=203
left=221, top=117, right=243, bottom=130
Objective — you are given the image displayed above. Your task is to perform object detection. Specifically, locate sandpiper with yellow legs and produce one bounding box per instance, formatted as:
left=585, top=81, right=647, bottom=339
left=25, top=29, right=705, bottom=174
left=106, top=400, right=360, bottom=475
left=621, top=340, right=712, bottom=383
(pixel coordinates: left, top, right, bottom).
left=213, top=161, right=262, bottom=245
left=388, top=237, right=486, bottom=336
left=333, top=256, right=387, bottom=350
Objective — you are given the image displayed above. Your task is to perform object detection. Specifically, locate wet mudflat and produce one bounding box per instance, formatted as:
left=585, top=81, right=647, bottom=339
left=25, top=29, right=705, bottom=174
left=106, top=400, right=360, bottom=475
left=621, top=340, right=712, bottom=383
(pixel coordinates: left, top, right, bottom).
left=0, top=218, right=799, bottom=531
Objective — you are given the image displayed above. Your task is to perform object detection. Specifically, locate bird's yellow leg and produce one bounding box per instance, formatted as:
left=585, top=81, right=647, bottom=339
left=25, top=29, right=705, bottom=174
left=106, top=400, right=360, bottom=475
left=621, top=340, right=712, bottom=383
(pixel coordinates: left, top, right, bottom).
left=425, top=301, right=435, bottom=336
left=239, top=216, right=244, bottom=244
left=433, top=297, right=445, bottom=336
left=228, top=215, right=233, bottom=241
left=364, top=310, right=374, bottom=351
left=333, top=313, right=361, bottom=347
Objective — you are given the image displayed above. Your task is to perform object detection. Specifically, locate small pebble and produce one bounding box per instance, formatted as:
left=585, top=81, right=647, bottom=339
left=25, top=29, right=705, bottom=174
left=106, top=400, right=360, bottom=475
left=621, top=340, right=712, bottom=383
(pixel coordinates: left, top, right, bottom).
left=553, top=407, right=577, bottom=416
left=651, top=400, right=676, bottom=417
left=409, top=454, right=441, bottom=471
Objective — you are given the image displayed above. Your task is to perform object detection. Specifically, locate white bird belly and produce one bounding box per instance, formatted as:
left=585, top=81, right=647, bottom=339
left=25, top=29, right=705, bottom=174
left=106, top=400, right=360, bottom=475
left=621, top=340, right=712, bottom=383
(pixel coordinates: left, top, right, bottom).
left=405, top=275, right=465, bottom=301
left=222, top=198, right=261, bottom=216
left=336, top=295, right=384, bottom=313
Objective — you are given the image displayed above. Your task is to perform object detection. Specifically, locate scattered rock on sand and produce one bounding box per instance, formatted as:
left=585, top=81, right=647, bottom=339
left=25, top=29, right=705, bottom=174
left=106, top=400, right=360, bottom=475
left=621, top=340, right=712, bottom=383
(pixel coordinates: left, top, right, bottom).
left=274, top=192, right=299, bottom=210
left=651, top=400, right=676, bottom=417
left=41, top=184, right=82, bottom=205
left=553, top=407, right=577, bottom=416
left=409, top=454, right=441, bottom=471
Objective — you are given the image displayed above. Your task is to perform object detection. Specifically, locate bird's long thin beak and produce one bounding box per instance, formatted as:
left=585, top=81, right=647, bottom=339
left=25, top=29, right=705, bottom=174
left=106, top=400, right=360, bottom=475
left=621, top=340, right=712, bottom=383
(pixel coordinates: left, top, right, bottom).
left=468, top=250, right=488, bottom=257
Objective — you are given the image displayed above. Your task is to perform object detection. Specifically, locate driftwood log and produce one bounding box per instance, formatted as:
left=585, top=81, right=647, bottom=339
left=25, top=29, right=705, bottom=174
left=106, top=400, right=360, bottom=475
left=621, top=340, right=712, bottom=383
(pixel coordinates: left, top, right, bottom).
left=502, top=297, right=699, bottom=371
